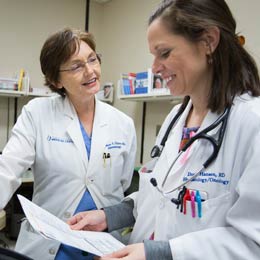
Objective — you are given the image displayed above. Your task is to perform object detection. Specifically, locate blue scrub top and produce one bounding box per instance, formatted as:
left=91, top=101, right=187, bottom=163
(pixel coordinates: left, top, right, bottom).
left=55, top=121, right=97, bottom=260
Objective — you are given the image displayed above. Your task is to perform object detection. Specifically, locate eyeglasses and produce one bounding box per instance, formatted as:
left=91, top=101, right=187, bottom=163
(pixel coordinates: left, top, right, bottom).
left=59, top=54, right=101, bottom=73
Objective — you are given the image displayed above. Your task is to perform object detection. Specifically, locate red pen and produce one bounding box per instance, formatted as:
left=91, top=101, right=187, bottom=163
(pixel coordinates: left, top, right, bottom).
left=183, top=189, right=190, bottom=215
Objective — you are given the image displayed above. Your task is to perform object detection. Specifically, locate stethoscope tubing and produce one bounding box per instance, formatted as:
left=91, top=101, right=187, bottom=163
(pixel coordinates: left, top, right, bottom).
left=152, top=165, right=205, bottom=196
left=150, top=106, right=231, bottom=198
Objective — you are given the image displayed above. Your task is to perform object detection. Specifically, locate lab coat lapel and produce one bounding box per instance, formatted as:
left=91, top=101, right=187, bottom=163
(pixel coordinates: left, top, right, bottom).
left=64, top=97, right=89, bottom=169
left=87, top=99, right=109, bottom=172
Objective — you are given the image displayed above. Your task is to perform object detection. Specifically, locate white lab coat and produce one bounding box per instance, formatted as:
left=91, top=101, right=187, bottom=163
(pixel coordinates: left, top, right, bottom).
left=0, top=95, right=136, bottom=260
left=130, top=93, right=260, bottom=259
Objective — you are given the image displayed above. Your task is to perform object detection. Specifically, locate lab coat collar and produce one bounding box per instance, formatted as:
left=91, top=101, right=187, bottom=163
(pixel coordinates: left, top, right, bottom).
left=199, top=108, right=223, bottom=136
left=62, top=95, right=77, bottom=119
left=62, top=95, right=109, bottom=125
left=92, top=97, right=109, bottom=127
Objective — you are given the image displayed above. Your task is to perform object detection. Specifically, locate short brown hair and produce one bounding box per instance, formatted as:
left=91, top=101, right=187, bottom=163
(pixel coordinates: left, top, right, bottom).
left=40, top=28, right=99, bottom=96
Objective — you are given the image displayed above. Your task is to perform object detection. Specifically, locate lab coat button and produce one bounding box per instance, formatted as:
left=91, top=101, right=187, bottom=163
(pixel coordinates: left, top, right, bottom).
left=64, top=211, right=71, bottom=218
left=49, top=248, right=56, bottom=255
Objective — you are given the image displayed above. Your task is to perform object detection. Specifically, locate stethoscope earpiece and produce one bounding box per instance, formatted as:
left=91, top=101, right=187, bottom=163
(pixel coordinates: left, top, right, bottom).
left=150, top=145, right=161, bottom=158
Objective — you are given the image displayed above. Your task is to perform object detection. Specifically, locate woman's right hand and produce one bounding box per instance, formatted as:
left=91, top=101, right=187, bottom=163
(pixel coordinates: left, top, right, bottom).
left=67, top=210, right=108, bottom=232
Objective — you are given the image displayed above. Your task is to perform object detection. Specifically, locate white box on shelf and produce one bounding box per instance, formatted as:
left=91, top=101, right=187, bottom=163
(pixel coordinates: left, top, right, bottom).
left=22, top=76, right=30, bottom=93
left=0, top=77, right=18, bottom=91
left=0, top=77, right=27, bottom=96
left=28, top=87, right=55, bottom=97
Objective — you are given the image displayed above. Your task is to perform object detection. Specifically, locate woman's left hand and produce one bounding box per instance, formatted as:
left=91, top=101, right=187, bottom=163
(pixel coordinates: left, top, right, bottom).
left=96, top=243, right=145, bottom=260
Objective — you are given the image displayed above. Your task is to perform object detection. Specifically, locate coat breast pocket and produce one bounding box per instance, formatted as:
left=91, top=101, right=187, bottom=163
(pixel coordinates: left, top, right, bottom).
left=174, top=191, right=232, bottom=237
left=100, top=148, right=125, bottom=196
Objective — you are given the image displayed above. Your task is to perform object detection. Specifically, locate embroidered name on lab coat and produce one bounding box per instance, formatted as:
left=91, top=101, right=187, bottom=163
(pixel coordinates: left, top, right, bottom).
left=106, top=141, right=126, bottom=150
left=183, top=171, right=229, bottom=185
left=47, top=135, right=73, bottom=143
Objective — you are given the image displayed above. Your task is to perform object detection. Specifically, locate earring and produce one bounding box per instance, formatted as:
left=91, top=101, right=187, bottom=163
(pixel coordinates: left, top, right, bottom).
left=207, top=54, right=213, bottom=65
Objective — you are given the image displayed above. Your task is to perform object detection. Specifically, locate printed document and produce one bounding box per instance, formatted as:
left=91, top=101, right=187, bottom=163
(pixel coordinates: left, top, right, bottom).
left=17, top=195, right=125, bottom=256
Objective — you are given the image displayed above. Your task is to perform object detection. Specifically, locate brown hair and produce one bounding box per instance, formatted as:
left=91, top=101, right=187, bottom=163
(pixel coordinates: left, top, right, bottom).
left=149, top=0, right=260, bottom=113
left=40, top=28, right=100, bottom=96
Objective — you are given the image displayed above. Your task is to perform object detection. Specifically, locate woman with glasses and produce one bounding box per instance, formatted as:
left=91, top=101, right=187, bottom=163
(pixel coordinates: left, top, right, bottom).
left=0, top=28, right=136, bottom=260
left=68, top=0, right=260, bottom=259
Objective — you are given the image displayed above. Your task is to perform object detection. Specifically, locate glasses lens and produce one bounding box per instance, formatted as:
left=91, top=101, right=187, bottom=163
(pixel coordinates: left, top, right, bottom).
left=87, top=56, right=98, bottom=65
left=60, top=54, right=101, bottom=72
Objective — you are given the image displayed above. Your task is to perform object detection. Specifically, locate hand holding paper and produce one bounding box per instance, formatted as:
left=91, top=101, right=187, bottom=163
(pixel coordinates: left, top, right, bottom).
left=17, top=195, right=125, bottom=256
left=68, top=209, right=108, bottom=232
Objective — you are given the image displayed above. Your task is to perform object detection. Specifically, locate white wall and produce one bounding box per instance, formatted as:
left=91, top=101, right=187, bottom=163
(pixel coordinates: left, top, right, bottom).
left=0, top=0, right=86, bottom=149
left=0, top=0, right=86, bottom=88
left=227, top=0, right=260, bottom=66
left=89, top=0, right=260, bottom=165
left=0, top=0, right=259, bottom=163
left=89, top=0, right=173, bottom=164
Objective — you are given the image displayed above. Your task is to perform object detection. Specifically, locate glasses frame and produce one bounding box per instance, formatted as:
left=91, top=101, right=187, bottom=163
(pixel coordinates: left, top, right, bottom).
left=59, top=53, right=102, bottom=73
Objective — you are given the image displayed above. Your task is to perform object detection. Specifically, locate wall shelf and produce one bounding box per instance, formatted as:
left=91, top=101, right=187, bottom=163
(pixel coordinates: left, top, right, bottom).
left=0, top=74, right=28, bottom=97
left=118, top=92, right=183, bottom=103
left=0, top=90, right=26, bottom=97
left=0, top=89, right=55, bottom=98
left=27, top=87, right=55, bottom=97
left=0, top=75, right=54, bottom=98
left=117, top=78, right=182, bottom=103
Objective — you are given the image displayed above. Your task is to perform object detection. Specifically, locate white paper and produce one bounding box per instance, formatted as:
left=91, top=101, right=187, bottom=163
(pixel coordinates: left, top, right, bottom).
left=17, top=195, right=125, bottom=256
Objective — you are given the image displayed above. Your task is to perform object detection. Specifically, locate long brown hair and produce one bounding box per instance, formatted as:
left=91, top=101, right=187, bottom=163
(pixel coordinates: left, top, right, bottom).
left=149, top=0, right=260, bottom=113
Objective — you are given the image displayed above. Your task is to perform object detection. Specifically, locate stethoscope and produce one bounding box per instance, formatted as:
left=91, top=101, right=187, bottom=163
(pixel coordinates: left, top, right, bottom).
left=150, top=104, right=231, bottom=205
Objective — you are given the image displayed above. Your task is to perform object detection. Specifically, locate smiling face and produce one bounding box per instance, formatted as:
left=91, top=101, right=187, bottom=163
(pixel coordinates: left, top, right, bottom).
left=57, top=41, right=101, bottom=103
left=147, top=19, right=210, bottom=99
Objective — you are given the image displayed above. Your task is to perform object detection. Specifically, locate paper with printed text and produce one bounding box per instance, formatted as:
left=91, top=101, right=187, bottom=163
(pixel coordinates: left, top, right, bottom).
left=17, top=195, right=125, bottom=256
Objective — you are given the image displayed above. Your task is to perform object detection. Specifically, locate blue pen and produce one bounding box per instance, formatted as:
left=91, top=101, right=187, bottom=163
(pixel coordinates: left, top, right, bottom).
left=196, top=190, right=202, bottom=218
